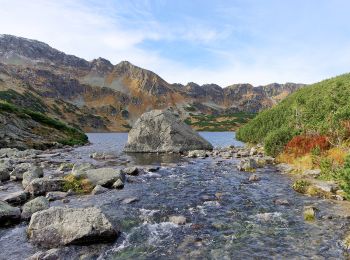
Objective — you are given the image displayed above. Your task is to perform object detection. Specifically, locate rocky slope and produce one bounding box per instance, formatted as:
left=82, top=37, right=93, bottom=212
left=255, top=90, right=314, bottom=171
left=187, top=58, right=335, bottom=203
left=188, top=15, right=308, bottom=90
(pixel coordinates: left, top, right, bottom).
left=0, top=34, right=305, bottom=132
left=0, top=102, right=87, bottom=150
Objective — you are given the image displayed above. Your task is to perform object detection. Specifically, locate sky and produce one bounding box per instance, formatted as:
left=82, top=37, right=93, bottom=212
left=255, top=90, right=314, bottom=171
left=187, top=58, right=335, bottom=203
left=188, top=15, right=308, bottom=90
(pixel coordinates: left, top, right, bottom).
left=0, top=0, right=350, bottom=86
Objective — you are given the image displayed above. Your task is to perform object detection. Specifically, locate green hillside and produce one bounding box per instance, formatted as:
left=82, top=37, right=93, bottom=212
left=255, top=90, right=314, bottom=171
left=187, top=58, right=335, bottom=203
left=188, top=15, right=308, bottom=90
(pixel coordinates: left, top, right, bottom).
left=0, top=101, right=88, bottom=149
left=237, top=73, right=350, bottom=156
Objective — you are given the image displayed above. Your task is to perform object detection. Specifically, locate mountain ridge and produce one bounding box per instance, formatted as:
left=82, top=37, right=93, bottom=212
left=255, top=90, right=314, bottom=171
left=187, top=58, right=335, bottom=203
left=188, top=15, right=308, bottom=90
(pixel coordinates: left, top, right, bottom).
left=0, top=34, right=306, bottom=132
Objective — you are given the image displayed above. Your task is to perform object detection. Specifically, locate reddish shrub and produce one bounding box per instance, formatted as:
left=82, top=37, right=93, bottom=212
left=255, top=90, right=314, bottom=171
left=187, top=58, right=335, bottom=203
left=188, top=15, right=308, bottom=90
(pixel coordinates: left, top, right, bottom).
left=285, top=134, right=330, bottom=157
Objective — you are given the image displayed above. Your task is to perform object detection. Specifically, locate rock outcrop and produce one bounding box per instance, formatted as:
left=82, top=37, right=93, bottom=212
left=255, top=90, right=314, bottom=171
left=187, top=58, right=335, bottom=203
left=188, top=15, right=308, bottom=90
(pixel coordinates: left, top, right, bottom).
left=124, top=110, right=213, bottom=153
left=27, top=207, right=118, bottom=247
left=0, top=104, right=88, bottom=150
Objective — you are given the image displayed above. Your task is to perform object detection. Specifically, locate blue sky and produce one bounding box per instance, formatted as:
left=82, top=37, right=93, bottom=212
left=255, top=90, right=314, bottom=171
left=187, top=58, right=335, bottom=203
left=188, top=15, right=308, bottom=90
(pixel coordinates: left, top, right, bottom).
left=1, top=0, right=350, bottom=86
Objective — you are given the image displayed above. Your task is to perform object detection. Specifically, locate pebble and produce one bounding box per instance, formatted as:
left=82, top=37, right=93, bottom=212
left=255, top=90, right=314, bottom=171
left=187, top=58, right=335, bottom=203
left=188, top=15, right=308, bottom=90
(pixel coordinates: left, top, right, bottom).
left=274, top=199, right=290, bottom=206
left=169, top=215, right=187, bottom=225
left=248, top=174, right=260, bottom=182
left=122, top=197, right=139, bottom=204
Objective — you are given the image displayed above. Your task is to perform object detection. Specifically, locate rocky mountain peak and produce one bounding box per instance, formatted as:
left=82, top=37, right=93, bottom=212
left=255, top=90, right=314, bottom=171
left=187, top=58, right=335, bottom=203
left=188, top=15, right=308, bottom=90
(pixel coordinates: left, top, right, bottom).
left=112, top=60, right=173, bottom=95
left=0, top=34, right=89, bottom=68
left=90, top=57, right=113, bottom=73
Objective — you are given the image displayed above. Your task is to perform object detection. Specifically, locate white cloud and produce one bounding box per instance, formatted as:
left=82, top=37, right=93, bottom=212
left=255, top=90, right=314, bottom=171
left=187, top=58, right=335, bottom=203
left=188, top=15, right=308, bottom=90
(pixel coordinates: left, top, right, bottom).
left=0, top=0, right=349, bottom=86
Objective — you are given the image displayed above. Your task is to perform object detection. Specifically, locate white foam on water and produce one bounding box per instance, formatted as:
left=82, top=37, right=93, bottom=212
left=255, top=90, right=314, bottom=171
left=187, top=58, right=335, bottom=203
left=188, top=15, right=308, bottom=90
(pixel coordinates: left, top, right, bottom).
left=145, top=222, right=178, bottom=245
left=139, top=208, right=160, bottom=223
left=253, top=212, right=288, bottom=224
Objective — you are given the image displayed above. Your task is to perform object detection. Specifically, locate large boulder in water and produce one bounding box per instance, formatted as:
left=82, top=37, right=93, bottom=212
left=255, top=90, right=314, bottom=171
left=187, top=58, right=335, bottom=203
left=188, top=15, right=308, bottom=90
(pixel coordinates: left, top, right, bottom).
left=124, top=110, right=213, bottom=153
left=27, top=207, right=118, bottom=247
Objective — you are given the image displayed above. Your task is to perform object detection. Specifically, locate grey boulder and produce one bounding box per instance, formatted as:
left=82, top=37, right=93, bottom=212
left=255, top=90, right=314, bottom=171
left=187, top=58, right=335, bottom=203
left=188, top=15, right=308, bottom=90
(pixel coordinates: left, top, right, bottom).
left=187, top=150, right=208, bottom=158
left=237, top=158, right=258, bottom=172
left=124, top=110, right=213, bottom=153
left=112, top=179, right=124, bottom=189
left=71, top=163, right=93, bottom=176
left=121, top=166, right=139, bottom=176
left=0, top=160, right=11, bottom=181
left=2, top=190, right=29, bottom=205
left=0, top=200, right=21, bottom=226
left=73, top=168, right=125, bottom=188
left=27, top=207, right=118, bottom=247
left=10, top=163, right=35, bottom=180
left=91, top=185, right=109, bottom=195
left=22, top=167, right=44, bottom=189
left=46, top=191, right=68, bottom=201
left=21, top=196, right=50, bottom=220
left=25, top=177, right=66, bottom=196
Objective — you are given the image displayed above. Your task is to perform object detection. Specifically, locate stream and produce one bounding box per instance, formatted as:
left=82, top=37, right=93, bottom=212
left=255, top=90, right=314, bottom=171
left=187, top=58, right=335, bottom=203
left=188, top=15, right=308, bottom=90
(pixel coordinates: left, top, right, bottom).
left=0, top=132, right=349, bottom=259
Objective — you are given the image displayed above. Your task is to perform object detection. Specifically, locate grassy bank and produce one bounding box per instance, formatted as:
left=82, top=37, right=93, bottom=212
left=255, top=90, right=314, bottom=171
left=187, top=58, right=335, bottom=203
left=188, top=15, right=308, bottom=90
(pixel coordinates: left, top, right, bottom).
left=236, top=73, right=350, bottom=198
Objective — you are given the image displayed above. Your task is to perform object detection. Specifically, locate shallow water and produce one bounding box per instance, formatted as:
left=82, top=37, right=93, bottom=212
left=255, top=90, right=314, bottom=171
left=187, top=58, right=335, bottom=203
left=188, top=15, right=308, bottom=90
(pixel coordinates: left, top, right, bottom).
left=0, top=132, right=349, bottom=259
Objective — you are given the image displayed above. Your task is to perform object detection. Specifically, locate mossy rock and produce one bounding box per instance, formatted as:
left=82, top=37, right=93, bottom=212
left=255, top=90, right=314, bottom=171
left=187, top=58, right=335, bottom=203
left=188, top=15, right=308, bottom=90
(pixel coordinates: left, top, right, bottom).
left=292, top=180, right=311, bottom=193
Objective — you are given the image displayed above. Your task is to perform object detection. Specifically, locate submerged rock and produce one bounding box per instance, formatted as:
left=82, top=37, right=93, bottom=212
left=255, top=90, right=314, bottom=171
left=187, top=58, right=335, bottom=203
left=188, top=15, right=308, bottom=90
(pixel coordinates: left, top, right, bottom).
left=21, top=196, right=50, bottom=220
left=27, top=207, right=118, bottom=247
left=91, top=185, right=109, bottom=195
left=121, top=166, right=139, bottom=176
left=122, top=197, right=139, bottom=204
left=124, top=110, right=213, bottom=153
left=0, top=200, right=21, bottom=226
left=112, top=179, right=124, bottom=189
left=237, top=158, right=258, bottom=172
left=274, top=199, right=290, bottom=206
left=248, top=174, right=260, bottom=182
left=169, top=215, right=187, bottom=225
left=2, top=190, right=29, bottom=205
left=90, top=152, right=117, bottom=160
left=187, top=150, right=208, bottom=158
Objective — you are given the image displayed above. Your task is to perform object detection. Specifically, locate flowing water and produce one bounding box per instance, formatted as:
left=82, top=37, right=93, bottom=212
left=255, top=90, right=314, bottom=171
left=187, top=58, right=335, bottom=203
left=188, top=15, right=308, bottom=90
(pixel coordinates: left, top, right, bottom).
left=1, top=132, right=350, bottom=259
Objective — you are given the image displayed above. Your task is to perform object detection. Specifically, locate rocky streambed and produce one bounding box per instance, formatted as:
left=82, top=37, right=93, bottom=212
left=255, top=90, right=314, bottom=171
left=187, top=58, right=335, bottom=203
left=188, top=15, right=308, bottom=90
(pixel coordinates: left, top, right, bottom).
left=1, top=133, right=350, bottom=259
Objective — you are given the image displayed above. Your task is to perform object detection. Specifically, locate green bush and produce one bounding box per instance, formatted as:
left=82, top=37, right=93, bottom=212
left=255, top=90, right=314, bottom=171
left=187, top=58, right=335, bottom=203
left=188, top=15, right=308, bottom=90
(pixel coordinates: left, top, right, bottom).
left=292, top=179, right=311, bottom=193
left=237, top=73, right=350, bottom=154
left=337, top=155, right=350, bottom=199
left=264, top=127, right=297, bottom=156
left=63, top=174, right=93, bottom=194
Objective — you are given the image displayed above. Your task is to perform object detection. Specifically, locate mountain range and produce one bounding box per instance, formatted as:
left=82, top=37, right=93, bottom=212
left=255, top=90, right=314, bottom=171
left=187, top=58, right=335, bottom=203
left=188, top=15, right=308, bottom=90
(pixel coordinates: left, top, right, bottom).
left=0, top=34, right=305, bottom=132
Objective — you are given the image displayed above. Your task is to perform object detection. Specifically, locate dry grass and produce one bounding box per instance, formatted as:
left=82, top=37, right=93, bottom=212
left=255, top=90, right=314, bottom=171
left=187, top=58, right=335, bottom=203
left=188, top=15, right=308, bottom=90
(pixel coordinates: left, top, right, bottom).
left=277, top=153, right=314, bottom=173
left=326, top=147, right=348, bottom=165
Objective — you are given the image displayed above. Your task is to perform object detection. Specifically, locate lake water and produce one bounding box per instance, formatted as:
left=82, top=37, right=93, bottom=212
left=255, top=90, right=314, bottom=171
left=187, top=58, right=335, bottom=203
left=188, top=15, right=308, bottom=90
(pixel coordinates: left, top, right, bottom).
left=82, top=131, right=243, bottom=153
left=70, top=132, right=243, bottom=166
